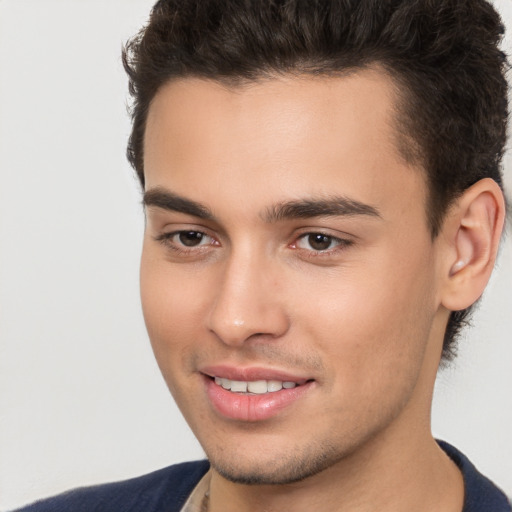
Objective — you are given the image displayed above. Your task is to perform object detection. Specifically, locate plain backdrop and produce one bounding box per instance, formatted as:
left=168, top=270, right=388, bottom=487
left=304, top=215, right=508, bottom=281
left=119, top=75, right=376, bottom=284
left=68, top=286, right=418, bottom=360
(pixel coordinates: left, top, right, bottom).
left=0, top=0, right=511, bottom=510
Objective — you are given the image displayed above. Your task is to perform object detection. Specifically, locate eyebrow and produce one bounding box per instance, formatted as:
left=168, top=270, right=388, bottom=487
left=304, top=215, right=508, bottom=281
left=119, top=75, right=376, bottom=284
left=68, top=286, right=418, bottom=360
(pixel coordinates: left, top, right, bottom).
left=143, top=187, right=381, bottom=222
left=143, top=188, right=214, bottom=220
left=263, top=197, right=381, bottom=222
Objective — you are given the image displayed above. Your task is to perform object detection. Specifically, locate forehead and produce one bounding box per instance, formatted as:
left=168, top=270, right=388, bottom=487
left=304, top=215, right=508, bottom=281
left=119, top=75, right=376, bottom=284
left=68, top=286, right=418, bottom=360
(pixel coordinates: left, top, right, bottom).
left=145, top=69, right=401, bottom=160
left=143, top=70, right=427, bottom=225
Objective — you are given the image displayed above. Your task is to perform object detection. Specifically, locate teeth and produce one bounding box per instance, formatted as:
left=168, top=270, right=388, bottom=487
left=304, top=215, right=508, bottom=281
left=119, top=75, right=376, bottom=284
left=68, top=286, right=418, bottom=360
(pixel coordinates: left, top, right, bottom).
left=247, top=380, right=267, bottom=394
left=230, top=380, right=248, bottom=393
left=213, top=377, right=298, bottom=394
left=267, top=380, right=283, bottom=392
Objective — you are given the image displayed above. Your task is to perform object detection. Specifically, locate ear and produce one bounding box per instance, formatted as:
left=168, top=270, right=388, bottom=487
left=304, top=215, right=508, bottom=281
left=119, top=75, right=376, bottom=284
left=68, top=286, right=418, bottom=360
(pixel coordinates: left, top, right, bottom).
left=439, top=178, right=506, bottom=311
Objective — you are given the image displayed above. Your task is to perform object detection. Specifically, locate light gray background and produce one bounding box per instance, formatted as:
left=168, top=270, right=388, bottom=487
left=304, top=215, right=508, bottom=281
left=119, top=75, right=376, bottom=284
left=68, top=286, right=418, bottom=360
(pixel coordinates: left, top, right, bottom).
left=0, top=0, right=511, bottom=510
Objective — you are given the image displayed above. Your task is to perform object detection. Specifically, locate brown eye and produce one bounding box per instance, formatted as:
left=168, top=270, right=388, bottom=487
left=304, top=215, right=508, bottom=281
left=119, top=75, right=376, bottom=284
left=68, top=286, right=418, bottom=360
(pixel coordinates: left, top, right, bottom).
left=178, top=231, right=205, bottom=247
left=306, top=234, right=334, bottom=251
left=155, top=229, right=217, bottom=254
left=294, top=232, right=352, bottom=254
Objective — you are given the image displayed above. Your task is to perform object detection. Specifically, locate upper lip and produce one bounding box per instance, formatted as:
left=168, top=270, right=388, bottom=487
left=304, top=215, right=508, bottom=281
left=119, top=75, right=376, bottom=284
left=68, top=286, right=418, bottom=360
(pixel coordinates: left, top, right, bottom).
left=200, top=364, right=313, bottom=384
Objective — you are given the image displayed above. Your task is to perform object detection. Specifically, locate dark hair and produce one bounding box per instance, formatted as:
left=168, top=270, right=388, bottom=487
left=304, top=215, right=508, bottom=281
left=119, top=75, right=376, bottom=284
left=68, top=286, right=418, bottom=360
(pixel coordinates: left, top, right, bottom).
left=123, top=0, right=509, bottom=361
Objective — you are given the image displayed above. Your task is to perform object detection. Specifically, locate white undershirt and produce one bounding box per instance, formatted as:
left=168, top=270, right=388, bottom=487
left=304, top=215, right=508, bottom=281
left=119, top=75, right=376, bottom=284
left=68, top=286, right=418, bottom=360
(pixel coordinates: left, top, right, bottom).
left=180, top=470, right=211, bottom=512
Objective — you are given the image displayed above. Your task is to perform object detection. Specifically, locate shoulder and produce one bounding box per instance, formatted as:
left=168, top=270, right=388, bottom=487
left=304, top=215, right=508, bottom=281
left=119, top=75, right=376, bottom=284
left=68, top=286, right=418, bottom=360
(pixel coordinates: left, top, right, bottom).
left=13, top=460, right=210, bottom=512
left=438, top=441, right=511, bottom=512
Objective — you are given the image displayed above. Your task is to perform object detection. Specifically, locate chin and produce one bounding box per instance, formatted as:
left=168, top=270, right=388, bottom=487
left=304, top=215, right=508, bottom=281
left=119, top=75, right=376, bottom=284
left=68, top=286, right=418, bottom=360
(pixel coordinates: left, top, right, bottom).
left=206, top=441, right=341, bottom=485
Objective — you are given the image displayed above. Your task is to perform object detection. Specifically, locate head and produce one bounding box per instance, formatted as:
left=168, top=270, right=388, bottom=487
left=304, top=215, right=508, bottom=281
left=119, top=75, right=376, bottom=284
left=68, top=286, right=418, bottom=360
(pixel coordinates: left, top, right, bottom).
left=123, top=0, right=508, bottom=486
left=124, top=0, right=508, bottom=361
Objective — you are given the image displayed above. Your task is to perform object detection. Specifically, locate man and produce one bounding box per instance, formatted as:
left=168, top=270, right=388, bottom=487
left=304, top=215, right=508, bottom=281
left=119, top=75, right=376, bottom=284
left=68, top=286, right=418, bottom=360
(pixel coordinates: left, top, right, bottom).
left=16, top=0, right=510, bottom=511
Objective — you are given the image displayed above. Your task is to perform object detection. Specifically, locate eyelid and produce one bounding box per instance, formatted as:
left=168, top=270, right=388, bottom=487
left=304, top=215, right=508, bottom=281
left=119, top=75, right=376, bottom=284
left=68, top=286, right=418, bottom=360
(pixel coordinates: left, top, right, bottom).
left=153, top=225, right=354, bottom=258
left=296, top=233, right=342, bottom=249
left=290, top=230, right=354, bottom=255
left=154, top=228, right=219, bottom=252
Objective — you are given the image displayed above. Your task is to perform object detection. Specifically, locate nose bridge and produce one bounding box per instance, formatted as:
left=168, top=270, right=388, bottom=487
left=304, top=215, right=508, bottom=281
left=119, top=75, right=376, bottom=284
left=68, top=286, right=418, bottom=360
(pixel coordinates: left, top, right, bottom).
left=207, top=244, right=288, bottom=346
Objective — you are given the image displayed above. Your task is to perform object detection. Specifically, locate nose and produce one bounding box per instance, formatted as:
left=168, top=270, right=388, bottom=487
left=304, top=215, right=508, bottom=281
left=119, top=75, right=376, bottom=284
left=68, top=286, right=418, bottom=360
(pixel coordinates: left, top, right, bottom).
left=207, top=250, right=290, bottom=346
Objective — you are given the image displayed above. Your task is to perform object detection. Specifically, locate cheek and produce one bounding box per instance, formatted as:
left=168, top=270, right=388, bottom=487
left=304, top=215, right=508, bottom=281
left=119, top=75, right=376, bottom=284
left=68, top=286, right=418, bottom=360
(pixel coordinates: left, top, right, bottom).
left=139, top=247, right=208, bottom=371
left=294, top=246, right=437, bottom=390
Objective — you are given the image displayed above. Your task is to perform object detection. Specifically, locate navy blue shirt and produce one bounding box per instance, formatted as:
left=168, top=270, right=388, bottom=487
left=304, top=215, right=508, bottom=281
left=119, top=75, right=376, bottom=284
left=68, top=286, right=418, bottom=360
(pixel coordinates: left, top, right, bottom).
left=14, top=442, right=511, bottom=511
left=439, top=441, right=511, bottom=512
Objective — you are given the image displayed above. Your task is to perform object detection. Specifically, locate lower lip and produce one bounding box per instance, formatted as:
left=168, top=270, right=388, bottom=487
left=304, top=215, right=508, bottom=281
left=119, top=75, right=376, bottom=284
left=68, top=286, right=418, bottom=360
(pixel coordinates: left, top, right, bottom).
left=204, top=376, right=314, bottom=422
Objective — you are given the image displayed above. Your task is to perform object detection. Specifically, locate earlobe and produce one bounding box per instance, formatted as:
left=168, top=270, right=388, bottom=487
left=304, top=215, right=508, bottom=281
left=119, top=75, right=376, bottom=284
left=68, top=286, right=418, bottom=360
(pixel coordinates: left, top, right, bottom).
left=440, top=178, right=505, bottom=311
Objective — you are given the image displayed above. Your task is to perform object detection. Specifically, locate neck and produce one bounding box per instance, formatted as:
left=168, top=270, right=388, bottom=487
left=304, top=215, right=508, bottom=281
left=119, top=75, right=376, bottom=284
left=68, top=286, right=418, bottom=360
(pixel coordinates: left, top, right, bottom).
left=208, top=432, right=464, bottom=512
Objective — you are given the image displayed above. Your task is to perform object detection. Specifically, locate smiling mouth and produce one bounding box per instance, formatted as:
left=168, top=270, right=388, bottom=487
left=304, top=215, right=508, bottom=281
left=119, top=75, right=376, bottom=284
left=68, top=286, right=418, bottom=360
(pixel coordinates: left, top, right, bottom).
left=203, top=372, right=315, bottom=421
left=211, top=376, right=310, bottom=394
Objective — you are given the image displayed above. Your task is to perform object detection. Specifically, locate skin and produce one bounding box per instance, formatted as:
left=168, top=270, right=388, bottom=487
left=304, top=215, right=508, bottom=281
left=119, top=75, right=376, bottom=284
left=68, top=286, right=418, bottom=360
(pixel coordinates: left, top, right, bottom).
left=140, top=70, right=503, bottom=511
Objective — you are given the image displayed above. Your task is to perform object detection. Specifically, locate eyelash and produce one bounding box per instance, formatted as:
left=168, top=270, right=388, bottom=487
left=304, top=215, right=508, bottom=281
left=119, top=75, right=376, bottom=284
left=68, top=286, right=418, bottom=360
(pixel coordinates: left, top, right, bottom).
left=292, top=233, right=354, bottom=255
left=155, top=230, right=218, bottom=255
left=155, top=230, right=353, bottom=257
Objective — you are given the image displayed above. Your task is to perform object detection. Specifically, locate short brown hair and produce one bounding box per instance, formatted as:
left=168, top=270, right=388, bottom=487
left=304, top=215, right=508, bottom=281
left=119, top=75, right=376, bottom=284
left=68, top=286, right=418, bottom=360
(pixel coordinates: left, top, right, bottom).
left=123, top=0, right=509, bottom=360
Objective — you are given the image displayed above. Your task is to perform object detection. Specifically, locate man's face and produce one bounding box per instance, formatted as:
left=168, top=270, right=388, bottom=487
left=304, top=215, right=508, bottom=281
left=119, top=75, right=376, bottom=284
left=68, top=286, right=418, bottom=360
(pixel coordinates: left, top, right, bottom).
left=141, top=71, right=448, bottom=484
